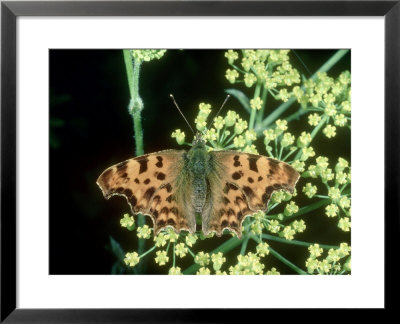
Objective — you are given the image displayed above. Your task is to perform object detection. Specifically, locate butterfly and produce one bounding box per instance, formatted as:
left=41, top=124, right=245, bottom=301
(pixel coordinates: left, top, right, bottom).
left=97, top=132, right=300, bottom=239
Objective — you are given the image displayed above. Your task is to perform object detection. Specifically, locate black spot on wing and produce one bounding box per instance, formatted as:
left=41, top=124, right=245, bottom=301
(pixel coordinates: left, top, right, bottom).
left=233, top=155, right=241, bottom=167
left=167, top=219, right=176, bottom=225
left=242, top=186, right=255, bottom=199
left=144, top=178, right=150, bottom=185
left=248, top=155, right=260, bottom=173
left=160, top=207, right=169, bottom=215
left=223, top=196, right=230, bottom=205
left=224, top=182, right=239, bottom=194
left=143, top=187, right=156, bottom=201
left=157, top=172, right=166, bottom=180
left=248, top=177, right=254, bottom=183
left=258, top=176, right=263, bottom=182
left=116, top=161, right=128, bottom=173
left=221, top=220, right=228, bottom=227
left=232, top=171, right=243, bottom=180
left=137, top=157, right=149, bottom=174
left=129, top=195, right=137, bottom=207
left=134, top=178, right=140, bottom=184
left=164, top=183, right=172, bottom=193
left=155, top=156, right=163, bottom=168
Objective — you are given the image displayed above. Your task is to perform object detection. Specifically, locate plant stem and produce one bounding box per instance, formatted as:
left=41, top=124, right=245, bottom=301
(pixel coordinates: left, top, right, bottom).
left=267, top=246, right=308, bottom=274
left=261, top=234, right=339, bottom=250
left=123, top=49, right=146, bottom=273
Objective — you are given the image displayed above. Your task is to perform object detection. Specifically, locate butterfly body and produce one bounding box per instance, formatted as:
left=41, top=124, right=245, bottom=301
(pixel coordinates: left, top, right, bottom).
left=97, top=132, right=299, bottom=238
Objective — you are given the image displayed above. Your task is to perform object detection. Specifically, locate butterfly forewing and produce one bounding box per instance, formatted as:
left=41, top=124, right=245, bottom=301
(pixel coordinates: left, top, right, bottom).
left=202, top=151, right=300, bottom=238
left=96, top=150, right=196, bottom=234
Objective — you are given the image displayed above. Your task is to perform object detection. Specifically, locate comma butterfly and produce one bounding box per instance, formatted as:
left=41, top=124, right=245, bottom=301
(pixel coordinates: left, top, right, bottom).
left=97, top=133, right=299, bottom=238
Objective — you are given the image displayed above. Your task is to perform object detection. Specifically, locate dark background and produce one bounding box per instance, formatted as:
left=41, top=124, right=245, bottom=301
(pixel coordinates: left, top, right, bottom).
left=50, top=49, right=350, bottom=274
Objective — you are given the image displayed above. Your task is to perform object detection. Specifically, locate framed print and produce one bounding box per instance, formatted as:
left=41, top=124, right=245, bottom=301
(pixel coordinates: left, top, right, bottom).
left=1, top=0, right=398, bottom=321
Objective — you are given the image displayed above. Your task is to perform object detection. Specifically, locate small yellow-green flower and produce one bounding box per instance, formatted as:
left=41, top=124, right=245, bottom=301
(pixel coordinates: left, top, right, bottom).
left=282, top=226, right=295, bottom=240
left=305, top=257, right=319, bottom=273
left=224, top=110, right=238, bottom=127
left=244, top=129, right=257, bottom=143
left=124, top=252, right=140, bottom=267
left=318, top=259, right=332, bottom=274
left=292, top=219, right=306, bottom=232
left=195, top=251, right=210, bottom=267
left=168, top=266, right=182, bottom=275
left=325, top=204, right=339, bottom=217
left=278, top=88, right=290, bottom=102
left=137, top=225, right=151, bottom=239
left=263, top=129, right=276, bottom=143
left=155, top=250, right=169, bottom=266
left=225, top=69, right=239, bottom=83
left=339, top=196, right=351, bottom=209
left=171, top=129, right=185, bottom=145
left=281, top=132, right=295, bottom=147
left=328, top=187, right=341, bottom=201
left=275, top=119, right=288, bottom=133
left=326, top=249, right=341, bottom=263
left=250, top=97, right=263, bottom=110
left=292, top=160, right=305, bottom=172
left=338, top=243, right=351, bottom=257
left=120, top=213, right=134, bottom=228
left=225, top=50, right=239, bottom=64
left=165, top=228, right=179, bottom=242
left=175, top=243, right=188, bottom=258
left=244, top=73, right=257, bottom=87
left=256, top=242, right=270, bottom=257
left=303, top=183, right=317, bottom=198
left=185, top=233, right=197, bottom=247
left=267, top=219, right=281, bottom=233
left=308, top=244, right=323, bottom=258
left=233, top=135, right=246, bottom=148
left=336, top=171, right=348, bottom=185
left=334, top=113, right=347, bottom=127
left=211, top=252, right=226, bottom=271
left=308, top=113, right=322, bottom=126
left=297, top=132, right=312, bottom=148
left=154, top=233, right=168, bottom=247
left=213, top=116, right=225, bottom=130
left=338, top=217, right=351, bottom=232
left=197, top=267, right=211, bottom=275
left=234, top=118, right=248, bottom=134
left=323, top=124, right=337, bottom=138
left=335, top=158, right=349, bottom=172
left=284, top=201, right=299, bottom=216
left=266, top=267, right=280, bottom=275
left=251, top=221, right=263, bottom=235
left=300, top=146, right=315, bottom=161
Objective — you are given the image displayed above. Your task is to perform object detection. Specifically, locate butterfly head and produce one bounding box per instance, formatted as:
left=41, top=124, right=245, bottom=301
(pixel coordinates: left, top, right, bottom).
left=192, top=131, right=206, bottom=147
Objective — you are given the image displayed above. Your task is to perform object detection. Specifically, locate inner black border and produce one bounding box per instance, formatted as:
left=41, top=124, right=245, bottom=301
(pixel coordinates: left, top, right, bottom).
left=1, top=1, right=398, bottom=322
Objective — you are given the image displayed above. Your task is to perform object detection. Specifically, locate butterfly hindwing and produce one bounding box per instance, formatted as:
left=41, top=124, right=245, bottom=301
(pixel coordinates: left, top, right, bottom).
left=202, top=151, right=300, bottom=238
left=96, top=149, right=196, bottom=234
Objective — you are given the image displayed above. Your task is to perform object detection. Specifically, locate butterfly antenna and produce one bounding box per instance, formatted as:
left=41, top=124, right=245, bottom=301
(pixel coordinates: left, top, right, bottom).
left=170, top=94, right=195, bottom=134
left=207, top=95, right=230, bottom=129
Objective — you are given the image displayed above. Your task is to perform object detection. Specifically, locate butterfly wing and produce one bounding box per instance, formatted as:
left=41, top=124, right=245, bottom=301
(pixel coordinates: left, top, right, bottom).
left=202, top=151, right=300, bottom=238
left=97, top=150, right=196, bottom=235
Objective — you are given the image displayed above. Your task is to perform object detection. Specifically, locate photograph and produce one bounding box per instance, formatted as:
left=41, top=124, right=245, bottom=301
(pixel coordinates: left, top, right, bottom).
left=50, top=49, right=351, bottom=275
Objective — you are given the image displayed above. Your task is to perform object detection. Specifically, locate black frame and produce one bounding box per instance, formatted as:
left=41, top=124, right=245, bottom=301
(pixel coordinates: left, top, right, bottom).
left=1, top=0, right=398, bottom=321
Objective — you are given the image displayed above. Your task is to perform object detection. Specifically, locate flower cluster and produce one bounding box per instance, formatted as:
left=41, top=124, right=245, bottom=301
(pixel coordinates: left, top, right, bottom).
left=224, top=50, right=301, bottom=97
left=131, top=50, right=167, bottom=63
left=305, top=243, right=351, bottom=274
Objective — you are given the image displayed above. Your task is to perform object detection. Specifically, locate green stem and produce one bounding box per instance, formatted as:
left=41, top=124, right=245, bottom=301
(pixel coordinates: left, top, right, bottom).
left=261, top=234, right=339, bottom=250
left=249, top=83, right=261, bottom=130
left=254, top=49, right=349, bottom=135
left=123, top=50, right=146, bottom=273
left=267, top=246, right=308, bottom=275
